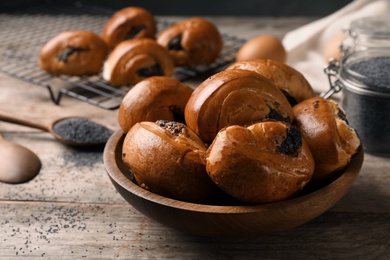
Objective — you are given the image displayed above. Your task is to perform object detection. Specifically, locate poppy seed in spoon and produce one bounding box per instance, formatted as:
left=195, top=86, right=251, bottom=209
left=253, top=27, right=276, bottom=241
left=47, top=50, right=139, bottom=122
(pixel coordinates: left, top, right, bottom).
left=53, top=118, right=113, bottom=144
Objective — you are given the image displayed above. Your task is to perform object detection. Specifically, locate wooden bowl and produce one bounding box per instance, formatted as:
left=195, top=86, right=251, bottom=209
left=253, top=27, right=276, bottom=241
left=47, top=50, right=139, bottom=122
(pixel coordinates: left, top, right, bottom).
left=103, top=129, right=364, bottom=237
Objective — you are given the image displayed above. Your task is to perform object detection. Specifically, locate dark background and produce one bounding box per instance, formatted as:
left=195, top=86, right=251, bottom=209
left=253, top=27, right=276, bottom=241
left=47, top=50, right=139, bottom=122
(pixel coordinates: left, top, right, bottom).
left=2, top=0, right=353, bottom=16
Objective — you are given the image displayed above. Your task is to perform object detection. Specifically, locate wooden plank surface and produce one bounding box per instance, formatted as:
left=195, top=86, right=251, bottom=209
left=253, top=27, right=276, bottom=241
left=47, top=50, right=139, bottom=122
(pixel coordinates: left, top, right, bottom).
left=1, top=9, right=389, bottom=260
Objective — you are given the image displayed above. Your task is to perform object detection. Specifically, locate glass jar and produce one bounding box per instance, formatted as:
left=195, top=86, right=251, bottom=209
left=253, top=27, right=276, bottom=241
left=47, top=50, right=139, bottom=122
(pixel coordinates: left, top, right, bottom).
left=324, top=16, right=390, bottom=156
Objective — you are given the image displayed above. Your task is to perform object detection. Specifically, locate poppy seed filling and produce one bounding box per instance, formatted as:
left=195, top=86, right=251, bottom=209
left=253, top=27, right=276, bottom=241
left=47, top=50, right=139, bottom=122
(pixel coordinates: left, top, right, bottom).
left=267, top=108, right=290, bottom=123
left=156, top=120, right=186, bottom=136
left=57, top=47, right=86, bottom=62
left=126, top=25, right=146, bottom=39
left=278, top=126, right=302, bottom=155
left=168, top=35, right=183, bottom=50
left=137, top=64, right=164, bottom=77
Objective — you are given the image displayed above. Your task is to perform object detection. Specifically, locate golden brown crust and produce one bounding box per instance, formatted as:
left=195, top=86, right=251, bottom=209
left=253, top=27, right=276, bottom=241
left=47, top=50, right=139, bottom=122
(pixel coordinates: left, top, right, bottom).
left=38, top=30, right=109, bottom=76
left=101, top=7, right=157, bottom=49
left=206, top=121, right=314, bottom=204
left=157, top=17, right=223, bottom=66
left=226, top=59, right=315, bottom=105
left=293, top=97, right=361, bottom=182
left=184, top=69, right=293, bottom=144
left=102, top=38, right=174, bottom=86
left=118, top=76, right=193, bottom=133
left=122, top=121, right=220, bottom=203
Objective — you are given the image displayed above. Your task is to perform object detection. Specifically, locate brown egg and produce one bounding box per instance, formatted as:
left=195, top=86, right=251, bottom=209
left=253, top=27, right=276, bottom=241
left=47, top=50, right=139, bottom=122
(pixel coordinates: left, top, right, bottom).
left=236, top=35, right=287, bottom=63
left=324, top=33, right=344, bottom=63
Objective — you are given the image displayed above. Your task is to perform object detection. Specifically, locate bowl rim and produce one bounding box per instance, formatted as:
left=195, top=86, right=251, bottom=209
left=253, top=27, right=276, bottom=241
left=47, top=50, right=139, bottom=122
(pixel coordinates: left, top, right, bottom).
left=104, top=129, right=364, bottom=214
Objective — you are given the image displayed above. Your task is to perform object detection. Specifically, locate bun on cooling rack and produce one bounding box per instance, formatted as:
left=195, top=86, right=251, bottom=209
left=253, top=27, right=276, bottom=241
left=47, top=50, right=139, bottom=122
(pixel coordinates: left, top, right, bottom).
left=184, top=69, right=293, bottom=144
left=102, top=38, right=174, bottom=86
left=101, top=6, right=157, bottom=49
left=206, top=121, right=315, bottom=204
left=122, top=120, right=220, bottom=203
left=118, top=76, right=193, bottom=133
left=157, top=17, right=223, bottom=66
left=226, top=59, right=315, bottom=105
left=39, top=30, right=109, bottom=76
left=293, top=97, right=361, bottom=182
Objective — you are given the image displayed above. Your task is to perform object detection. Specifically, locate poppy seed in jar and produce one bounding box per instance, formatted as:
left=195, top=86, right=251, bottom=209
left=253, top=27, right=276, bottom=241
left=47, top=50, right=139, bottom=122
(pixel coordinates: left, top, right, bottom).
left=349, top=56, right=390, bottom=90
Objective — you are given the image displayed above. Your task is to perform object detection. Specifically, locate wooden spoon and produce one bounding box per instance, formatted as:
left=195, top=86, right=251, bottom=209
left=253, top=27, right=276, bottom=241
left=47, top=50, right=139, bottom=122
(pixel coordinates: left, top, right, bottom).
left=0, top=110, right=114, bottom=147
left=0, top=134, right=41, bottom=184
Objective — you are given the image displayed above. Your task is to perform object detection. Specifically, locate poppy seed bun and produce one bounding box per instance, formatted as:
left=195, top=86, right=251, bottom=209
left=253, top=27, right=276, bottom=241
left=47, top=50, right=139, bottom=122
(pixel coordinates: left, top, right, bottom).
left=39, top=30, right=108, bottom=76
left=206, top=121, right=315, bottom=204
left=293, top=97, right=361, bottom=182
left=102, top=38, right=174, bottom=86
left=184, top=69, right=293, bottom=144
left=101, top=6, right=156, bottom=49
left=226, top=59, right=315, bottom=105
left=157, top=17, right=223, bottom=66
left=122, top=120, right=220, bottom=203
left=118, top=76, right=193, bottom=133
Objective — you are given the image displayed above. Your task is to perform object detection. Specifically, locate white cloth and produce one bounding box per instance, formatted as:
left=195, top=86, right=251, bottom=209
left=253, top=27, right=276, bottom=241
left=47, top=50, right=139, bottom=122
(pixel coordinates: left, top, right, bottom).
left=282, top=0, right=390, bottom=95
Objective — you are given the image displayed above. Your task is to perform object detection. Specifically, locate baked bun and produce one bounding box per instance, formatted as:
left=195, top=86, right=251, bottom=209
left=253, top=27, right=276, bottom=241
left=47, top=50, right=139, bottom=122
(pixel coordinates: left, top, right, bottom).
left=102, top=38, right=174, bottom=86
left=122, top=120, right=219, bottom=203
left=184, top=69, right=293, bottom=144
left=293, top=97, right=361, bottom=182
left=39, top=30, right=109, bottom=76
left=206, top=121, right=314, bottom=204
left=157, top=17, right=223, bottom=66
left=118, top=76, right=193, bottom=133
left=101, top=7, right=157, bottom=49
left=226, top=59, right=315, bottom=105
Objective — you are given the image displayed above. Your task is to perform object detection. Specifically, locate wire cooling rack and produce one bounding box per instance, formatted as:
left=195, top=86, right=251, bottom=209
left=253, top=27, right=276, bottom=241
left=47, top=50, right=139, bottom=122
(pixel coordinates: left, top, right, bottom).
left=0, top=3, right=245, bottom=110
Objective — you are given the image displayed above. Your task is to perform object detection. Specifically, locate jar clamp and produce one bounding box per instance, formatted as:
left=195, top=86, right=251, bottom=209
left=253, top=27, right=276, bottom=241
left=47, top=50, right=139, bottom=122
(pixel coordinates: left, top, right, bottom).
left=324, top=54, right=390, bottom=156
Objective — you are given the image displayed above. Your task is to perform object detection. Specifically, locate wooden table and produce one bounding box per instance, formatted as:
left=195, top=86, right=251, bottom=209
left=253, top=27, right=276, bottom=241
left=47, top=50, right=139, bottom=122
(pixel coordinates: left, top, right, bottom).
left=1, top=6, right=389, bottom=259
